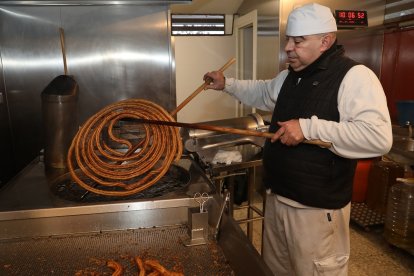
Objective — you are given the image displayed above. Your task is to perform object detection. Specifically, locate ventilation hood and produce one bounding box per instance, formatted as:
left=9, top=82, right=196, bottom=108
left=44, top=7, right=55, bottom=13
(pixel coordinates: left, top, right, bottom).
left=0, top=0, right=190, bottom=5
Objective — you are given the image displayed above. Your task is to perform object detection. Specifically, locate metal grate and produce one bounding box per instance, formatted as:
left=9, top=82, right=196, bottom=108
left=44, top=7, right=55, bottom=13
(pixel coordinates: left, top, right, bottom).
left=50, top=165, right=190, bottom=203
left=0, top=225, right=233, bottom=275
left=351, top=202, right=385, bottom=230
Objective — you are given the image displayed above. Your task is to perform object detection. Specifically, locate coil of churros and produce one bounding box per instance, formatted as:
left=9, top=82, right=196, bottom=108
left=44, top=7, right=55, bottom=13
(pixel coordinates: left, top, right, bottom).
left=67, top=99, right=182, bottom=197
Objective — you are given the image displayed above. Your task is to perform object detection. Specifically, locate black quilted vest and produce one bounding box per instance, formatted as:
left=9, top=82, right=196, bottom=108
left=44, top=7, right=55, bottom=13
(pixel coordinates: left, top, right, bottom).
left=263, top=44, right=358, bottom=209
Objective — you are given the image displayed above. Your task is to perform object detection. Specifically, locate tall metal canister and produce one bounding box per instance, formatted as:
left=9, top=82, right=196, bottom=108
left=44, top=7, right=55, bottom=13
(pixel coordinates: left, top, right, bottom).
left=41, top=75, right=78, bottom=170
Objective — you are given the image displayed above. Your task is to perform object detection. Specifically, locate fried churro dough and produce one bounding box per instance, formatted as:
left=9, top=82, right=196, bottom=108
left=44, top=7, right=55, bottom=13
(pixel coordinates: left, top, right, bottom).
left=107, top=260, right=123, bottom=276
left=144, top=259, right=184, bottom=276
left=135, top=256, right=146, bottom=276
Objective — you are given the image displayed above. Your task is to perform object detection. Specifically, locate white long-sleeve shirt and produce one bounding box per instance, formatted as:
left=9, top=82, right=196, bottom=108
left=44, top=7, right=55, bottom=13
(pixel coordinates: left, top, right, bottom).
left=223, top=65, right=393, bottom=159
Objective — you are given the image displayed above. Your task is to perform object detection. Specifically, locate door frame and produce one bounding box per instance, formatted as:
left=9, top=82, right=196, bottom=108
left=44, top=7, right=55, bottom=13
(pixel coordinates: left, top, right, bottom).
left=234, top=9, right=258, bottom=117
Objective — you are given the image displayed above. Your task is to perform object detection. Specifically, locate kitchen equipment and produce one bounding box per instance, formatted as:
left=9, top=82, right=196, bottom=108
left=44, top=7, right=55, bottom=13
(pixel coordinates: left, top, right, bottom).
left=182, top=193, right=210, bottom=246
left=41, top=76, right=78, bottom=170
left=366, top=160, right=404, bottom=214
left=184, top=206, right=209, bottom=246
left=41, top=28, right=78, bottom=170
left=384, top=178, right=414, bottom=254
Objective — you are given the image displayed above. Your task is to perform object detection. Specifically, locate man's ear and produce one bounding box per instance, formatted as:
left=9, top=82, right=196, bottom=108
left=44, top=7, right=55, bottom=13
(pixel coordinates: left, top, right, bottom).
left=320, top=34, right=334, bottom=51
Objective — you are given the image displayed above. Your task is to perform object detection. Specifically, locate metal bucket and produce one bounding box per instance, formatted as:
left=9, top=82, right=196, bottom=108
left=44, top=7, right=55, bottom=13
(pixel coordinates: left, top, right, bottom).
left=41, top=75, right=78, bottom=170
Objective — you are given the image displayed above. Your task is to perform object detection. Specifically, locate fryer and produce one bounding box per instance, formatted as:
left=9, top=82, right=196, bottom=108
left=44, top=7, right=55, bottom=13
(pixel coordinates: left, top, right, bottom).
left=0, top=155, right=272, bottom=275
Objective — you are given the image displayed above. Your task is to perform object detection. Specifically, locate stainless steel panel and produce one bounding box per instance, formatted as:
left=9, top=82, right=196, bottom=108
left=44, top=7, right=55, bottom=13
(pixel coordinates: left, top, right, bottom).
left=0, top=203, right=191, bottom=239
left=58, top=6, right=176, bottom=120
left=0, top=5, right=176, bottom=177
left=0, top=7, right=61, bottom=172
left=0, top=51, right=16, bottom=186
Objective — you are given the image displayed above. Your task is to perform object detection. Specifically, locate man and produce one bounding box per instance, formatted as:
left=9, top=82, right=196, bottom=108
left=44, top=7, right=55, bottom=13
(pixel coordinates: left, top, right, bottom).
left=203, top=3, right=392, bottom=276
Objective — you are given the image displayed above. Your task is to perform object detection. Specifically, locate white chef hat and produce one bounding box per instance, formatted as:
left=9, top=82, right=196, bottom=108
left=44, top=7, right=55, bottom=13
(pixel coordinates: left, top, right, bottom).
left=286, top=3, right=337, bottom=36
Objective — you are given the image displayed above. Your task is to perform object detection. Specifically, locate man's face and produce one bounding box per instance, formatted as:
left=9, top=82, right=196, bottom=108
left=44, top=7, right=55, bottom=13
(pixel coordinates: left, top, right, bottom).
left=284, top=34, right=326, bottom=72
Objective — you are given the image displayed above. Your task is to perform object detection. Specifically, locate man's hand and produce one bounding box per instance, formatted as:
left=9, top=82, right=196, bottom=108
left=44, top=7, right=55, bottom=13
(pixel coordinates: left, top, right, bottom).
left=271, top=120, right=305, bottom=145
left=203, top=71, right=225, bottom=90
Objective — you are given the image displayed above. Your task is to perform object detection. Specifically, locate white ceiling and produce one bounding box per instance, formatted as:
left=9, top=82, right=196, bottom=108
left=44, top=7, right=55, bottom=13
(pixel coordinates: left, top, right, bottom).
left=170, top=0, right=244, bottom=14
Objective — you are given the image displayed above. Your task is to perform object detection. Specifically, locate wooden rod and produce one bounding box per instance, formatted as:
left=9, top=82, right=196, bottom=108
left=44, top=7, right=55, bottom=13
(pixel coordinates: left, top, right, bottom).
left=137, top=118, right=332, bottom=148
left=170, top=57, right=236, bottom=116
left=59, top=28, right=68, bottom=75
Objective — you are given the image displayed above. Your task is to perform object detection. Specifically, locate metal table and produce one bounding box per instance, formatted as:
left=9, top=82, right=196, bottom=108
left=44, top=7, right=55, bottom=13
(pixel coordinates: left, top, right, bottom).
left=194, top=144, right=265, bottom=250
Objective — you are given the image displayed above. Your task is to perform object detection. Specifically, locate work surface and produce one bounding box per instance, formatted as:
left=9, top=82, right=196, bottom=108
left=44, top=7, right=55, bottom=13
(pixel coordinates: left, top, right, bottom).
left=0, top=225, right=233, bottom=275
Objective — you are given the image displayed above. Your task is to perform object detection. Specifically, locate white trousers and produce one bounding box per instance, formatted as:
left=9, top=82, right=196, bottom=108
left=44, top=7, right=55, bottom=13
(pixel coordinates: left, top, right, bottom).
left=262, top=193, right=351, bottom=276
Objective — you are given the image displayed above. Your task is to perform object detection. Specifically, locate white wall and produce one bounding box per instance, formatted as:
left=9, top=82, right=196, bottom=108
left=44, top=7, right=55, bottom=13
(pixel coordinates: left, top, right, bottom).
left=174, top=36, right=237, bottom=123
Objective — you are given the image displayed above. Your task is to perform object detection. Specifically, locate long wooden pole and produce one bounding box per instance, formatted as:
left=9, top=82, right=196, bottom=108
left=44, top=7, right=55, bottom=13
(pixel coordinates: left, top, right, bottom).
left=170, top=57, right=236, bottom=116
left=59, top=28, right=68, bottom=75
left=137, top=118, right=332, bottom=148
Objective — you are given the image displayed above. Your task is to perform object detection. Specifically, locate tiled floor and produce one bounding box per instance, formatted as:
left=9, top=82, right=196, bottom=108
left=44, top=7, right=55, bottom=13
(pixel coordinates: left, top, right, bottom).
left=233, top=200, right=414, bottom=276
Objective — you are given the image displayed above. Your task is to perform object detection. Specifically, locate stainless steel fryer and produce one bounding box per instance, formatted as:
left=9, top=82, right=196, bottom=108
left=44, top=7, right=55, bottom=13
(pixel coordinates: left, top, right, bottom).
left=0, top=156, right=272, bottom=276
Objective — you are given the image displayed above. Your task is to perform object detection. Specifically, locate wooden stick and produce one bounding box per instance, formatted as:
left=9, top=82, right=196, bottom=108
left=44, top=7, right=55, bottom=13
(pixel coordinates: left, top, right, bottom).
left=59, top=28, right=68, bottom=75
left=136, top=118, right=332, bottom=148
left=170, top=58, right=236, bottom=116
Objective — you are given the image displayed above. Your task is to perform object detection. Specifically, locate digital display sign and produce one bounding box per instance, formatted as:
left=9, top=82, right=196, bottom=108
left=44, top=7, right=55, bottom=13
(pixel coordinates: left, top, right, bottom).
left=335, top=10, right=368, bottom=27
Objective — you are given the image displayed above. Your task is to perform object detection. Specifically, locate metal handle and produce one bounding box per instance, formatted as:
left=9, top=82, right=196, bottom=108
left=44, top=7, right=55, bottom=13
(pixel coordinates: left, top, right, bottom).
left=0, top=92, right=3, bottom=104
left=214, top=191, right=230, bottom=240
